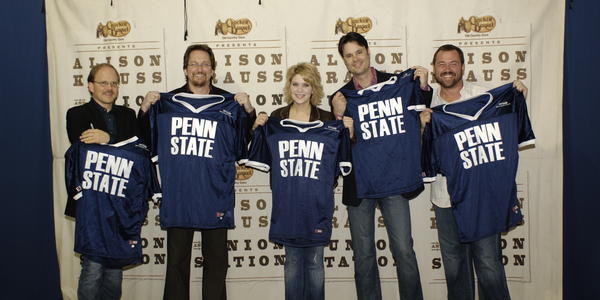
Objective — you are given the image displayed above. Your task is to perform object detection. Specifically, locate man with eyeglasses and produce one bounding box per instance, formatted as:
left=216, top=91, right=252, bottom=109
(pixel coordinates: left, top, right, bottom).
left=138, top=44, right=256, bottom=300
left=139, top=44, right=256, bottom=143
left=65, top=63, right=139, bottom=299
left=67, top=63, right=137, bottom=145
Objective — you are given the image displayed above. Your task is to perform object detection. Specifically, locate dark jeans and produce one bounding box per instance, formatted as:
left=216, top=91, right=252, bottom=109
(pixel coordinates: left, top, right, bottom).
left=348, top=195, right=423, bottom=300
left=78, top=256, right=122, bottom=300
left=163, top=227, right=228, bottom=300
left=435, top=205, right=511, bottom=300
left=284, top=246, right=325, bottom=300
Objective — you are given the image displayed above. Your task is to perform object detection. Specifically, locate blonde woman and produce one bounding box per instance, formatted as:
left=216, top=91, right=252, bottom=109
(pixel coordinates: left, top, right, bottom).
left=250, top=62, right=352, bottom=300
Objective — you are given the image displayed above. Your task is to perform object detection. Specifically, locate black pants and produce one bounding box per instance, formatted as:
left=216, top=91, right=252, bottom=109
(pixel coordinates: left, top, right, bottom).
left=163, top=227, right=228, bottom=300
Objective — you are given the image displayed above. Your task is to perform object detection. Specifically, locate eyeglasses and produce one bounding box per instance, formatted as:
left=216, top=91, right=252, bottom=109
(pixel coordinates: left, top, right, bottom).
left=187, top=63, right=212, bottom=69
left=94, top=81, right=120, bottom=87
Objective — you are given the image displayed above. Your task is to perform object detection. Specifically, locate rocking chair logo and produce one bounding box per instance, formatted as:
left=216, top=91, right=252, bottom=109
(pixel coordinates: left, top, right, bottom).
left=457, top=16, right=496, bottom=34
left=214, top=18, right=253, bottom=36
left=334, top=17, right=373, bottom=34
left=96, top=21, right=131, bottom=38
left=236, top=165, right=254, bottom=181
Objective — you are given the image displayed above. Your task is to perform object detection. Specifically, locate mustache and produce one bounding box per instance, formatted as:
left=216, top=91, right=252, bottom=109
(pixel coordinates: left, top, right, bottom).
left=441, top=71, right=456, bottom=77
left=191, top=73, right=210, bottom=79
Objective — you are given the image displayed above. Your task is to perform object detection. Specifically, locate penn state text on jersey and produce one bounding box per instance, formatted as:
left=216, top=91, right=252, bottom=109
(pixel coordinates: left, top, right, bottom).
left=422, top=83, right=535, bottom=242
left=149, top=92, right=248, bottom=229
left=246, top=118, right=352, bottom=247
left=65, top=137, right=160, bottom=267
left=341, top=69, right=426, bottom=199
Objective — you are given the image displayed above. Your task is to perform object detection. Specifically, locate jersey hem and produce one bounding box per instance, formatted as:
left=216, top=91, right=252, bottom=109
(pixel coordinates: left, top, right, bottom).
left=518, top=138, right=535, bottom=148
left=357, top=182, right=424, bottom=199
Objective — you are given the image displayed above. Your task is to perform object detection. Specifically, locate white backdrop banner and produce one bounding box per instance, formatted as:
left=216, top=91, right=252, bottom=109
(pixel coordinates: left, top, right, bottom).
left=47, top=1, right=563, bottom=299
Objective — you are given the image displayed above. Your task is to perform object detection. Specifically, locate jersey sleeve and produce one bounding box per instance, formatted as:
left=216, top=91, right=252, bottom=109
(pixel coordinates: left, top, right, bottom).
left=244, top=109, right=257, bottom=146
left=137, top=108, right=152, bottom=148
left=337, top=127, right=352, bottom=176
left=421, top=121, right=438, bottom=183
left=64, top=143, right=84, bottom=201
left=142, top=157, right=162, bottom=204
left=406, top=69, right=426, bottom=112
left=233, top=99, right=250, bottom=164
left=245, top=122, right=271, bottom=172
left=64, top=143, right=83, bottom=217
left=341, top=90, right=356, bottom=123
left=514, top=88, right=536, bottom=148
left=148, top=94, right=169, bottom=162
left=147, top=157, right=162, bottom=203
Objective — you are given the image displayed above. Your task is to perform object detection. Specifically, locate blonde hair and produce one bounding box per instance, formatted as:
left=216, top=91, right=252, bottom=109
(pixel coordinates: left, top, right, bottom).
left=283, top=62, right=324, bottom=106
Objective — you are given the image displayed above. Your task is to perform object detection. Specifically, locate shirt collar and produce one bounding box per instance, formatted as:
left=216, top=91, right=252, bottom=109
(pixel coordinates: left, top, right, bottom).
left=352, top=67, right=378, bottom=90
left=90, top=98, right=112, bottom=113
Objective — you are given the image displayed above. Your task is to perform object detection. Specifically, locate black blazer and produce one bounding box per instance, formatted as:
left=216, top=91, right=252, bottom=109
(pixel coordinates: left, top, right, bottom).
left=330, top=70, right=432, bottom=206
left=66, top=99, right=138, bottom=144
left=270, top=103, right=334, bottom=122
left=64, top=99, right=138, bottom=217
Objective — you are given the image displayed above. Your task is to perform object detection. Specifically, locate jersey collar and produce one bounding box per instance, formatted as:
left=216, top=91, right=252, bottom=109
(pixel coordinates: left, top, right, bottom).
left=172, top=93, right=225, bottom=113
left=280, top=119, right=324, bottom=132
left=357, top=76, right=398, bottom=95
left=441, top=92, right=493, bottom=121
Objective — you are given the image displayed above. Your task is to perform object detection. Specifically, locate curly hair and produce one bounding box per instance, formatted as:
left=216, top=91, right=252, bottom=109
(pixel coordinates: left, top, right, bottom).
left=283, top=62, right=324, bottom=106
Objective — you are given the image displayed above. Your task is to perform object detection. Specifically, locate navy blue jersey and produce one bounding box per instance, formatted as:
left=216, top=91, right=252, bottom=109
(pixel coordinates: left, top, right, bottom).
left=149, top=93, right=248, bottom=229
left=342, top=69, right=425, bottom=199
left=64, top=137, right=159, bottom=267
left=422, top=83, right=535, bottom=242
left=246, top=118, right=352, bottom=247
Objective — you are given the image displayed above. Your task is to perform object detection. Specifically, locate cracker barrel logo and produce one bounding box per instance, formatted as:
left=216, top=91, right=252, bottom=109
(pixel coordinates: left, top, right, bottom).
left=96, top=21, right=131, bottom=38
left=214, top=18, right=253, bottom=36
left=236, top=165, right=254, bottom=181
left=334, top=17, right=373, bottom=34
left=457, top=16, right=496, bottom=33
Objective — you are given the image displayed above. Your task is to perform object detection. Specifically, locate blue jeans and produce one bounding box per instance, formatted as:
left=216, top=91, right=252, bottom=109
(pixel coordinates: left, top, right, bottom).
left=435, top=205, right=511, bottom=300
left=78, top=255, right=123, bottom=300
left=284, top=246, right=325, bottom=300
left=348, top=194, right=423, bottom=300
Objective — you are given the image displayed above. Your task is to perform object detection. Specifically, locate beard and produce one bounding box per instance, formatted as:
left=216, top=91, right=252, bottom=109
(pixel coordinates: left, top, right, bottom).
left=188, top=72, right=211, bottom=88
left=435, top=71, right=462, bottom=89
